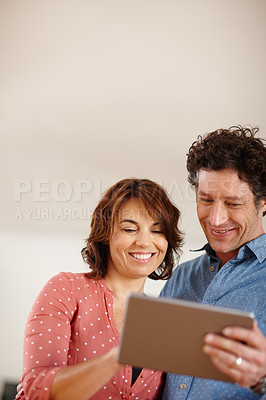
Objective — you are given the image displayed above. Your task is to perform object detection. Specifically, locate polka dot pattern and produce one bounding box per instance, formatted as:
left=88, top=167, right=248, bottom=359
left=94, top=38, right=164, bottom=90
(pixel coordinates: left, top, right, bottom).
left=18, top=272, right=164, bottom=400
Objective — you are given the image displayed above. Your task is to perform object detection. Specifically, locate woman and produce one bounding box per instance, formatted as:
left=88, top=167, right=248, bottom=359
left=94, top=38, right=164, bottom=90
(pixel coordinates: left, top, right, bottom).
left=17, top=178, right=183, bottom=400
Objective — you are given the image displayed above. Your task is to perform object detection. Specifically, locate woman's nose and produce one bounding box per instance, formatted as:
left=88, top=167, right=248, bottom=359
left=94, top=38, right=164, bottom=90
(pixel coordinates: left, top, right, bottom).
left=135, top=231, right=151, bottom=247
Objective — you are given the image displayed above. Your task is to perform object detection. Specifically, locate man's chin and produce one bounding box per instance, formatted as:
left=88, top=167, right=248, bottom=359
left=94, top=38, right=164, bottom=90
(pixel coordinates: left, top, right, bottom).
left=207, top=240, right=236, bottom=254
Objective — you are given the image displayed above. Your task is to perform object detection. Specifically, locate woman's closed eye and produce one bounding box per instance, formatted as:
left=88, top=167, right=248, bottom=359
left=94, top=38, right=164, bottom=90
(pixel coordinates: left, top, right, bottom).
left=152, top=230, right=163, bottom=234
left=122, top=227, right=138, bottom=233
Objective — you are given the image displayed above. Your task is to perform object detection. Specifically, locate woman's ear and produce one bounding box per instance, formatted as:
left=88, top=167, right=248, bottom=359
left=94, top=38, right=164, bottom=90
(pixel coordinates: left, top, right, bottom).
left=261, top=198, right=266, bottom=215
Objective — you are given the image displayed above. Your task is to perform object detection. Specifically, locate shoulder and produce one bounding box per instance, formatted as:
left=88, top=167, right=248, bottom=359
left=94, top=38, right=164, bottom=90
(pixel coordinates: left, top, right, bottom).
left=40, top=272, right=96, bottom=293
left=174, top=253, right=209, bottom=277
left=247, top=233, right=266, bottom=262
left=160, top=253, right=209, bottom=297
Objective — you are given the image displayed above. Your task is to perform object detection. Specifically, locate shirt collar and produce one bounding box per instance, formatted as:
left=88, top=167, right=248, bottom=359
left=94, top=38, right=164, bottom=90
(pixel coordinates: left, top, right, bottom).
left=190, top=243, right=218, bottom=260
left=190, top=233, right=266, bottom=263
left=240, top=233, right=266, bottom=263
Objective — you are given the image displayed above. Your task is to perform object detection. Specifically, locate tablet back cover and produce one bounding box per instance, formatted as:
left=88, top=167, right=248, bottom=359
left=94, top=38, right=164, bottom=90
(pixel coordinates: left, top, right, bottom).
left=118, top=294, right=254, bottom=382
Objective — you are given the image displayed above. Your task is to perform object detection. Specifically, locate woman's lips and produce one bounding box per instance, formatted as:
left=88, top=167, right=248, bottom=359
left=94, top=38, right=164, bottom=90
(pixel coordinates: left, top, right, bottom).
left=128, top=252, right=155, bottom=261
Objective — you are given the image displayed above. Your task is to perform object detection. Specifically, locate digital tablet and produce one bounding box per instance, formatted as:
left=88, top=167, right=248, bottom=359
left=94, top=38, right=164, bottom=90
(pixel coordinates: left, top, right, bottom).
left=117, top=294, right=254, bottom=382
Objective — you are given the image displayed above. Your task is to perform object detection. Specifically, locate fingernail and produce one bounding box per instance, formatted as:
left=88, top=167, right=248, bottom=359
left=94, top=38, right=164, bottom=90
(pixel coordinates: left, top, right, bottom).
left=204, top=333, right=214, bottom=343
left=203, top=345, right=209, bottom=354
left=223, top=327, right=231, bottom=335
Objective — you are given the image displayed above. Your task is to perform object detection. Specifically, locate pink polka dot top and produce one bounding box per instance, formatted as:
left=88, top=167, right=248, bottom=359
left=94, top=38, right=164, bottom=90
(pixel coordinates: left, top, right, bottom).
left=18, top=272, right=164, bottom=400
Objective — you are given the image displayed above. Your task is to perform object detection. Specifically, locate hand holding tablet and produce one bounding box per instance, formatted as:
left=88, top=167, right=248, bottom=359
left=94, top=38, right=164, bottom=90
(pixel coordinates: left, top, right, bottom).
left=118, top=294, right=254, bottom=382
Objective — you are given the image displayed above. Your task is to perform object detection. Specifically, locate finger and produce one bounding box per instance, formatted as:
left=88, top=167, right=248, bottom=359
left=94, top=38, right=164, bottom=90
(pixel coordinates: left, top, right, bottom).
left=221, top=326, right=266, bottom=367
left=15, top=388, right=24, bottom=399
left=222, top=325, right=266, bottom=349
left=203, top=345, right=259, bottom=387
left=253, top=320, right=259, bottom=331
left=204, top=333, right=264, bottom=367
left=210, top=355, right=252, bottom=387
left=203, top=347, right=242, bottom=382
left=204, top=333, right=242, bottom=355
left=203, top=343, right=239, bottom=365
left=16, top=383, right=23, bottom=392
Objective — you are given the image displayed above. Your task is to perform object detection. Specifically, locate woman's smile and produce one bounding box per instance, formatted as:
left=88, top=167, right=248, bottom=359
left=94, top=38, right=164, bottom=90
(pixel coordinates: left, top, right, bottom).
left=128, top=252, right=156, bottom=261
left=107, top=198, right=168, bottom=280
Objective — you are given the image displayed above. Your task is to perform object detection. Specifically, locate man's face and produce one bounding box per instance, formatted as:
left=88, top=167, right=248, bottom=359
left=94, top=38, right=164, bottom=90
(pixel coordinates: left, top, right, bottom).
left=197, top=169, right=266, bottom=263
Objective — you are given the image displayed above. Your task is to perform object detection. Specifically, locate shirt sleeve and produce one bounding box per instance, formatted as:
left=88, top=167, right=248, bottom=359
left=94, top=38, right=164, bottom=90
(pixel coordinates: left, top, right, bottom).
left=21, top=273, right=77, bottom=400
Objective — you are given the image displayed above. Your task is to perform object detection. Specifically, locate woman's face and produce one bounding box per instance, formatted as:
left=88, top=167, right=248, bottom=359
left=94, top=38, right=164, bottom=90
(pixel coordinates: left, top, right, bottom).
left=107, top=198, right=168, bottom=280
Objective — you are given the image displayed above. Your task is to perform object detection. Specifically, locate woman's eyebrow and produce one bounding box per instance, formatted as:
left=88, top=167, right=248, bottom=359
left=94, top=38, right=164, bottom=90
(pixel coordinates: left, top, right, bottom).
left=119, top=219, right=160, bottom=226
left=152, top=222, right=160, bottom=227
left=119, top=219, right=137, bottom=224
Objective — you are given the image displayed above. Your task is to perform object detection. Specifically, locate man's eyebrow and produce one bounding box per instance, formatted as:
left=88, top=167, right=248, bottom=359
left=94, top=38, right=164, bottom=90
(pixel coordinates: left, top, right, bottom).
left=197, top=190, right=207, bottom=196
left=198, top=190, right=243, bottom=201
left=198, top=190, right=212, bottom=197
left=225, top=196, right=243, bottom=201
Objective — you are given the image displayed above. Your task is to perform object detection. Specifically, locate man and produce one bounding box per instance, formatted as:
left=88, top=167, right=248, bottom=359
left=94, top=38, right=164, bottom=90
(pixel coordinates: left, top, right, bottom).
left=161, top=126, right=266, bottom=399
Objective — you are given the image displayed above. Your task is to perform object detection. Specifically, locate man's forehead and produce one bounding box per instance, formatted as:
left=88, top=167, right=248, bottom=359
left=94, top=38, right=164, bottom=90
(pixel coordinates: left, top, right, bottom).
left=198, top=169, right=245, bottom=185
left=197, top=169, right=253, bottom=198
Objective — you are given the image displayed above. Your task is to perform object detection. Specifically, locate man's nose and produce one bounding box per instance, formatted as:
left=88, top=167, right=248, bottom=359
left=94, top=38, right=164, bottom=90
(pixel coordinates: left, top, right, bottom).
left=209, top=203, right=228, bottom=226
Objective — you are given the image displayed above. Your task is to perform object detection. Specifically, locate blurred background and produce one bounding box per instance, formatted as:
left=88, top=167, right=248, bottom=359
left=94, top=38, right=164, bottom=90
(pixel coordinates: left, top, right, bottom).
left=1, top=0, right=266, bottom=392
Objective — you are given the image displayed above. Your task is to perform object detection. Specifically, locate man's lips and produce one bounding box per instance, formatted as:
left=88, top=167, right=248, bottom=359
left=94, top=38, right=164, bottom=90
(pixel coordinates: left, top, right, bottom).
left=209, top=227, right=236, bottom=235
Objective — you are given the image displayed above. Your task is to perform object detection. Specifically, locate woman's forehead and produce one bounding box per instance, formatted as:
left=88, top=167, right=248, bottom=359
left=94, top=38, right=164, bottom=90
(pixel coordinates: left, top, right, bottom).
left=115, top=198, right=159, bottom=223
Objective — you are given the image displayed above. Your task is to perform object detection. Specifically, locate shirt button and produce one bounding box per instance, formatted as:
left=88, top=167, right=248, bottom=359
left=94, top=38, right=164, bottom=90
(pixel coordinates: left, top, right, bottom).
left=210, top=266, right=215, bottom=272
left=180, top=384, right=186, bottom=389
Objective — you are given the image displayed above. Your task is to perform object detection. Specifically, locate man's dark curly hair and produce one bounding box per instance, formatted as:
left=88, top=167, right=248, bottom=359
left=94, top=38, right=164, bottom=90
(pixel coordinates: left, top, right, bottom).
left=186, top=125, right=266, bottom=216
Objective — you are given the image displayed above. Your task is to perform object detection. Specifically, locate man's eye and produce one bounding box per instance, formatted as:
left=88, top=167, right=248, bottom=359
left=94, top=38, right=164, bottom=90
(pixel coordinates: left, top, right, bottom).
left=200, top=198, right=212, bottom=203
left=228, top=203, right=241, bottom=207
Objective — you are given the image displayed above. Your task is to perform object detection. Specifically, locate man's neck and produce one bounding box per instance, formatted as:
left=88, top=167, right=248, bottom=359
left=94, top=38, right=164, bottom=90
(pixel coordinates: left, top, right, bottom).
left=216, top=250, right=238, bottom=269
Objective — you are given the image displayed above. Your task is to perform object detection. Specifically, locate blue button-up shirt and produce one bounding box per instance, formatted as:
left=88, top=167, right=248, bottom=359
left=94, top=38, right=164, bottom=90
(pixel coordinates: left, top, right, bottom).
left=160, top=234, right=266, bottom=400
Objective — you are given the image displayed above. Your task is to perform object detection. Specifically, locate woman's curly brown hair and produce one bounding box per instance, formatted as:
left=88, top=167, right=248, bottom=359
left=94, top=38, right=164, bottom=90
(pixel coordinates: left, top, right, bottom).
left=186, top=125, right=266, bottom=215
left=82, top=178, right=183, bottom=280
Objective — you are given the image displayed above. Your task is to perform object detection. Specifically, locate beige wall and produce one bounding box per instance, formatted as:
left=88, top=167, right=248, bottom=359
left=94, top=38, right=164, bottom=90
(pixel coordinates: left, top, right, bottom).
left=1, top=0, right=266, bottom=387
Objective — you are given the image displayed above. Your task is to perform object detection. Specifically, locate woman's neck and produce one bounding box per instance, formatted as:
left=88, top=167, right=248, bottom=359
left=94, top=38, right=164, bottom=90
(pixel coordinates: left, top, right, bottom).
left=104, top=272, right=146, bottom=300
